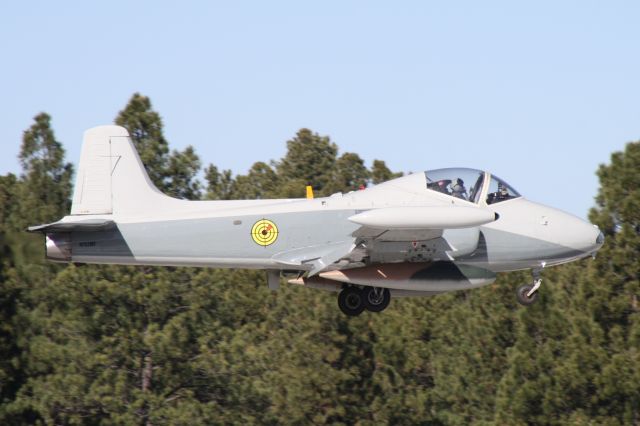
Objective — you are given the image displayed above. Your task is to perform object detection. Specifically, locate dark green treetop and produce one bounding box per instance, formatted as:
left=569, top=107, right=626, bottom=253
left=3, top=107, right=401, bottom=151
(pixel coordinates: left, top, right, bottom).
left=371, top=159, right=403, bottom=184
left=17, top=112, right=73, bottom=226
left=276, top=128, right=338, bottom=197
left=204, top=164, right=235, bottom=200
left=115, top=93, right=202, bottom=200
left=327, top=152, right=371, bottom=194
left=115, top=93, right=169, bottom=189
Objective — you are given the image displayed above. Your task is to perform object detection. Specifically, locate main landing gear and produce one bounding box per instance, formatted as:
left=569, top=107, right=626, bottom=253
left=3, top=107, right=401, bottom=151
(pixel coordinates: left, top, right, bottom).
left=516, top=270, right=542, bottom=306
left=338, top=286, right=391, bottom=316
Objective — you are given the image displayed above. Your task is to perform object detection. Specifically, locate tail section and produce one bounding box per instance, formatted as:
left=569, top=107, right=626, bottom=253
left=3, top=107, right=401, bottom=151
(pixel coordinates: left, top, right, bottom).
left=71, top=125, right=167, bottom=216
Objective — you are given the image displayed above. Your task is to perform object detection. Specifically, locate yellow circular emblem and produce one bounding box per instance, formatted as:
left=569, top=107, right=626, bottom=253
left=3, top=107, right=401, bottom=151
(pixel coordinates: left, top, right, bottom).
left=251, top=219, right=279, bottom=247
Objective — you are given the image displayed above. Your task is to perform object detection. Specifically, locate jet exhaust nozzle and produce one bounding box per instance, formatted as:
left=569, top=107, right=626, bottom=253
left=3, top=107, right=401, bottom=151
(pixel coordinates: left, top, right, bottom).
left=45, top=233, right=72, bottom=262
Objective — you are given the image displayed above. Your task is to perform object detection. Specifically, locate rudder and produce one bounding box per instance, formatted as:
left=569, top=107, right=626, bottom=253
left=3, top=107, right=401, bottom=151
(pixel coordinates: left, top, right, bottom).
left=71, top=125, right=167, bottom=216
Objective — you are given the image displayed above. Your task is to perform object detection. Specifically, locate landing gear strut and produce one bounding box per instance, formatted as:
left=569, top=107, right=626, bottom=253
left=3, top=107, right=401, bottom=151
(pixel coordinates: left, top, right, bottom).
left=338, top=286, right=391, bottom=316
left=363, top=287, right=390, bottom=312
left=516, top=270, right=542, bottom=306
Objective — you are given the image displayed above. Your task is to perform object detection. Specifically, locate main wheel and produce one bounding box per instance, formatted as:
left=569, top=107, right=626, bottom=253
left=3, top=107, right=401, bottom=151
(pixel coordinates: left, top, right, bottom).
left=362, top=287, right=391, bottom=312
left=516, top=284, right=539, bottom=306
left=338, top=287, right=366, bottom=316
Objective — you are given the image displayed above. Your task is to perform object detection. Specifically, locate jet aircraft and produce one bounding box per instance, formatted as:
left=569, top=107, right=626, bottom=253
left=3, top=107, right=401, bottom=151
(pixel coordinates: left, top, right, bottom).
left=29, top=126, right=605, bottom=316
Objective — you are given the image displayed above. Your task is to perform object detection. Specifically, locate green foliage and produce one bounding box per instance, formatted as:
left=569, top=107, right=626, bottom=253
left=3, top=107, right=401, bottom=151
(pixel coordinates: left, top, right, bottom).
left=7, top=266, right=251, bottom=424
left=17, top=112, right=73, bottom=227
left=115, top=93, right=170, bottom=190
left=494, top=141, right=640, bottom=425
left=205, top=129, right=402, bottom=201
left=276, top=128, right=338, bottom=197
left=1, top=96, right=637, bottom=425
left=371, top=159, right=403, bottom=184
left=1, top=114, right=73, bottom=423
left=232, top=162, right=279, bottom=200
left=165, top=146, right=202, bottom=200
left=327, top=152, right=370, bottom=194
left=115, top=93, right=202, bottom=200
left=204, top=165, right=235, bottom=200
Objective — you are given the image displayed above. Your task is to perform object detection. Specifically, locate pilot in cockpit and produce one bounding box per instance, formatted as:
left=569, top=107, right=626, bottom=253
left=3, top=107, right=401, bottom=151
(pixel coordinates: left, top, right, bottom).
left=496, top=182, right=510, bottom=201
left=451, top=178, right=468, bottom=200
left=431, top=180, right=450, bottom=194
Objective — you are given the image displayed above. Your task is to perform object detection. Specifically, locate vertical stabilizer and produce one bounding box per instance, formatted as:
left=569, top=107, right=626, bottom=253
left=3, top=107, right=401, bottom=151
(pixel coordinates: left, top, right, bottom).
left=71, top=125, right=168, bottom=216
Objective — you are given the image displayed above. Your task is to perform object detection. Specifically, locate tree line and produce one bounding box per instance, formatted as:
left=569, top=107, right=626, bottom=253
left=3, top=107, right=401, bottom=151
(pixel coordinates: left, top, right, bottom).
left=0, top=93, right=638, bottom=425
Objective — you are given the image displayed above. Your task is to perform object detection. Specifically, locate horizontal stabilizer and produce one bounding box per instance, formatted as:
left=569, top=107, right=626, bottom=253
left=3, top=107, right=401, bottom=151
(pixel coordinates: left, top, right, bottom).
left=348, top=206, right=497, bottom=229
left=27, top=218, right=115, bottom=233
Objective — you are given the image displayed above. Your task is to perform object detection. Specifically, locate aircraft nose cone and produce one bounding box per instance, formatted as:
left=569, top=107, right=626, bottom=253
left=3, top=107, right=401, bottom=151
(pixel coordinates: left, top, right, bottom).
left=546, top=210, right=604, bottom=257
left=579, top=223, right=604, bottom=254
left=578, top=223, right=605, bottom=255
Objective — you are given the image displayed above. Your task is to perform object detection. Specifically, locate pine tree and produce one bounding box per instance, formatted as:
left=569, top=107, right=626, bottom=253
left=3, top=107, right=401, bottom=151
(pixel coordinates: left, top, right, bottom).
left=327, top=152, right=370, bottom=194
left=495, top=141, right=640, bottom=425
left=0, top=174, right=22, bottom=423
left=115, top=93, right=202, bottom=199
left=232, top=162, right=279, bottom=199
left=371, top=159, right=402, bottom=184
left=115, top=93, right=170, bottom=190
left=204, top=165, right=235, bottom=200
left=586, top=141, right=640, bottom=424
left=16, top=112, right=73, bottom=226
left=165, top=145, right=202, bottom=200
left=276, top=128, right=338, bottom=197
left=0, top=113, right=73, bottom=424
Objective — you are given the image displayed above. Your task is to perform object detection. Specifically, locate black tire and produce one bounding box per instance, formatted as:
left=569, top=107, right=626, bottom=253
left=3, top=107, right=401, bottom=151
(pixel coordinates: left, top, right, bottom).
left=338, top=287, right=366, bottom=316
left=362, top=287, right=391, bottom=313
left=516, top=284, right=538, bottom=306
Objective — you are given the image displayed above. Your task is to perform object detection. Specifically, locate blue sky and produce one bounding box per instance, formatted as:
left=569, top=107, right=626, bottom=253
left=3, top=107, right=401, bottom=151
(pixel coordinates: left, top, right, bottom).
left=1, top=1, right=638, bottom=218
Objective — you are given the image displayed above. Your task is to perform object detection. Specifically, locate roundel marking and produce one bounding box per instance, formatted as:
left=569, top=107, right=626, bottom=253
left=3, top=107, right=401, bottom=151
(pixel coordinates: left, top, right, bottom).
left=251, top=219, right=279, bottom=247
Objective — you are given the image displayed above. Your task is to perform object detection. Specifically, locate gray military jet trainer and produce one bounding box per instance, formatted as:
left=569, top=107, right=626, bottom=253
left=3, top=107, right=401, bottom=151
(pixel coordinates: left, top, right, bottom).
left=29, top=126, right=605, bottom=316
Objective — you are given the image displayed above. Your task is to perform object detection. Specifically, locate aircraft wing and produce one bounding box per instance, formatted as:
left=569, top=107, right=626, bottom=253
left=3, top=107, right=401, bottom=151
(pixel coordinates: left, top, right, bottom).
left=272, top=206, right=496, bottom=275
left=272, top=240, right=356, bottom=276
left=27, top=218, right=116, bottom=233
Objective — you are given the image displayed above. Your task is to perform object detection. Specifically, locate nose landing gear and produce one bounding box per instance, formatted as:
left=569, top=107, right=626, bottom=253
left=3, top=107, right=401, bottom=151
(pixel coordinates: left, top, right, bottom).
left=338, top=286, right=391, bottom=316
left=516, top=270, right=542, bottom=306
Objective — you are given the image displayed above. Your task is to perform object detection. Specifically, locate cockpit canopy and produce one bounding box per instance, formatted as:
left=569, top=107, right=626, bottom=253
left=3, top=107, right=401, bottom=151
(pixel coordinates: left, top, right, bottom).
left=425, top=168, right=520, bottom=205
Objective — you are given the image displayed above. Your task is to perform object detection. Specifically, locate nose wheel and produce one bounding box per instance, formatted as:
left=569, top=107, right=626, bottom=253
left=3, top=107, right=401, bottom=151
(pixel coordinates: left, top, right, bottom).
left=516, top=276, right=542, bottom=306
